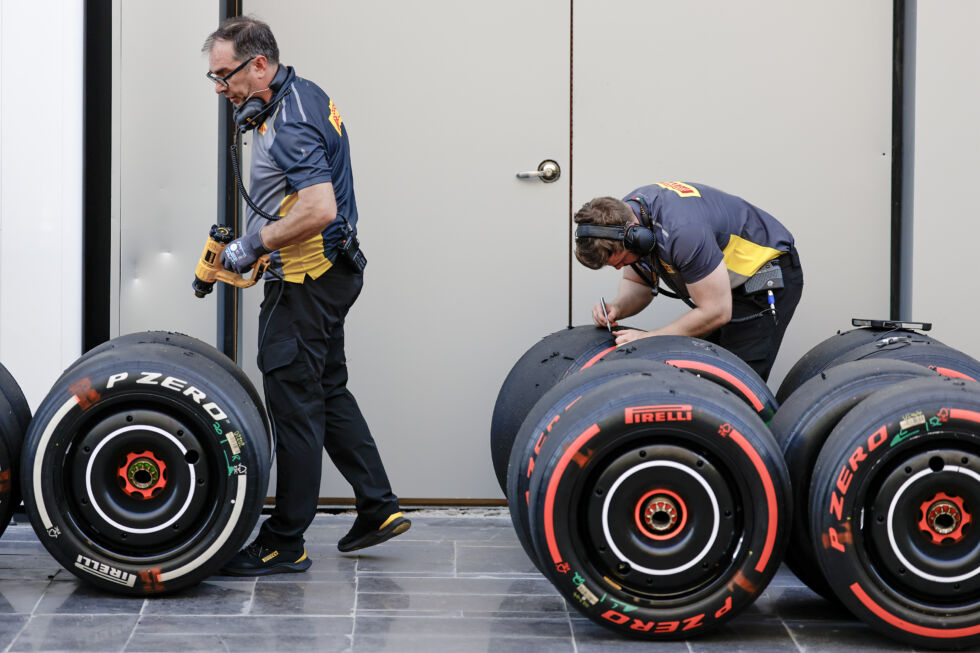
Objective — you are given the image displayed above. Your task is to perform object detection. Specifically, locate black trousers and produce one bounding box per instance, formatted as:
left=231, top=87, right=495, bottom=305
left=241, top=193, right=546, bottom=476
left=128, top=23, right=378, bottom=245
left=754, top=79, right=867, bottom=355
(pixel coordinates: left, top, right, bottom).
left=704, top=248, right=804, bottom=383
left=255, top=260, right=398, bottom=548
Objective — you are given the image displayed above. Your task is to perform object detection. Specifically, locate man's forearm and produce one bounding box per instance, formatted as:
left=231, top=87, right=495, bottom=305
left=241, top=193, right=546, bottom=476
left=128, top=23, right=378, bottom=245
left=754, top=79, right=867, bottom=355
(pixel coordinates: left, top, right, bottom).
left=257, top=183, right=338, bottom=251
left=612, top=277, right=654, bottom=318
left=648, top=305, right=728, bottom=338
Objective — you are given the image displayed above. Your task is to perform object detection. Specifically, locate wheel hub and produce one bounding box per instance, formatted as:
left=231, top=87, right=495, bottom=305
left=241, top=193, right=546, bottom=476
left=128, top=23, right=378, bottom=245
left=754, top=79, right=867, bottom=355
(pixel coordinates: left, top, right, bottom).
left=918, top=492, right=971, bottom=545
left=636, top=489, right=687, bottom=540
left=118, top=450, right=167, bottom=500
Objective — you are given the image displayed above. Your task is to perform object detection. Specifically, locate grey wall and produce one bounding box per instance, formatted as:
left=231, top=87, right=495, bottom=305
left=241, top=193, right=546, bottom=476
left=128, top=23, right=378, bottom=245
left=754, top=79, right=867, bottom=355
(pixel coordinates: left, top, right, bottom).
left=911, top=0, right=980, bottom=358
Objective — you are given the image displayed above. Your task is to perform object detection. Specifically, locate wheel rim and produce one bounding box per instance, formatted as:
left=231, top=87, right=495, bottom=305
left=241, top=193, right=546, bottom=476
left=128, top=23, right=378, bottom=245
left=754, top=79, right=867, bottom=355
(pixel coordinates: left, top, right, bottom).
left=64, top=405, right=221, bottom=560
left=865, top=445, right=980, bottom=603
left=584, top=442, right=742, bottom=599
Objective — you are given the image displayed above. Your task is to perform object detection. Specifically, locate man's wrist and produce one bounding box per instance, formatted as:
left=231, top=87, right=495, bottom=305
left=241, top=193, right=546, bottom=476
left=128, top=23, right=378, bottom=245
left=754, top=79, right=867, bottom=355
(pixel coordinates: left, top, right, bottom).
left=250, top=228, right=271, bottom=254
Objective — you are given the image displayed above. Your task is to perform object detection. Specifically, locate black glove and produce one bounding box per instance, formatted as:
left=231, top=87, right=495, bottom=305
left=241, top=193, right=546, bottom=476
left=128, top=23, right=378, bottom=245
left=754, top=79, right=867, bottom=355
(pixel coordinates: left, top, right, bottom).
left=221, top=230, right=270, bottom=274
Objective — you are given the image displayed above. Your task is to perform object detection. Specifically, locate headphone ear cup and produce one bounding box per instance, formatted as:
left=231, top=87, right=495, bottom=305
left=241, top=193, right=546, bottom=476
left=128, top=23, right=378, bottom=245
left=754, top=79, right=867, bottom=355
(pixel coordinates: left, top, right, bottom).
left=233, top=97, right=266, bottom=131
left=623, top=225, right=656, bottom=255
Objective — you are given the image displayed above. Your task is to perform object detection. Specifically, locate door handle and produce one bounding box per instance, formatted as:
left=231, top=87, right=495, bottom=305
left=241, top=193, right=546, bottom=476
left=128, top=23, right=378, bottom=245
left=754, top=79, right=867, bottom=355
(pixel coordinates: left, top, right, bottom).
left=516, top=159, right=560, bottom=183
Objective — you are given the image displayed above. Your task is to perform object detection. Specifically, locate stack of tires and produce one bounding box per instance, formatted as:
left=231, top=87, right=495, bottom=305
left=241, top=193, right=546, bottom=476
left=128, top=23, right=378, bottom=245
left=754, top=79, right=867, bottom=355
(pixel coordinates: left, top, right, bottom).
left=15, top=332, right=271, bottom=595
left=491, top=326, right=791, bottom=640
left=772, top=323, right=980, bottom=649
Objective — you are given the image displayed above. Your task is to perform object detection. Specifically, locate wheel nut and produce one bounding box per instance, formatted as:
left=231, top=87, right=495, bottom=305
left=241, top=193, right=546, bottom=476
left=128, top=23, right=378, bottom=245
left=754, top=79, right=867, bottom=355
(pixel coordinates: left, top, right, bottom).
left=918, top=492, right=971, bottom=545
left=644, top=496, right=679, bottom=532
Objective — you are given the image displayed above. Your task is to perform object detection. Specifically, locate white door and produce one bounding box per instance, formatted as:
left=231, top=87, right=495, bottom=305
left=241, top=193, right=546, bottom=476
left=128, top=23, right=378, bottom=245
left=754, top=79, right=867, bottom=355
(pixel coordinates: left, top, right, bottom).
left=242, top=0, right=571, bottom=498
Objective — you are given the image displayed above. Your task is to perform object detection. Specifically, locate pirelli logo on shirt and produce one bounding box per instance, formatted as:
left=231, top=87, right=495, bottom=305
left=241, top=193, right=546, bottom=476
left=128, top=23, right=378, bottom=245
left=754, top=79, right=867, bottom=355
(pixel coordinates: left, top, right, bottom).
left=329, top=100, right=343, bottom=136
left=657, top=182, right=701, bottom=198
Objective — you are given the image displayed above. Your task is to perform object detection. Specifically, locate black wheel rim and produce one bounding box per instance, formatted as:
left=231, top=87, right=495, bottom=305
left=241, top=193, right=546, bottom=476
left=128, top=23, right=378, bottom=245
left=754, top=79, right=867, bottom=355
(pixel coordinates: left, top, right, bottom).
left=570, top=432, right=749, bottom=604
left=58, top=398, right=225, bottom=562
left=863, top=440, right=980, bottom=607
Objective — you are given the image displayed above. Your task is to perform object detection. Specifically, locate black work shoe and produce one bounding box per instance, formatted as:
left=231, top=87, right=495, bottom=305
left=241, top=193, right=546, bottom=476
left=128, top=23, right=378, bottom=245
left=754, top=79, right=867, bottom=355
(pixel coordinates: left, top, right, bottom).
left=338, top=511, right=412, bottom=552
left=220, top=541, right=312, bottom=576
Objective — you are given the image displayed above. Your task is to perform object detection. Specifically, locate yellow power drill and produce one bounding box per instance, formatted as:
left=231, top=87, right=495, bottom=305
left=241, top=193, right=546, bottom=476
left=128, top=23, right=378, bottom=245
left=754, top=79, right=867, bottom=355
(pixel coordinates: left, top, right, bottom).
left=192, top=224, right=271, bottom=298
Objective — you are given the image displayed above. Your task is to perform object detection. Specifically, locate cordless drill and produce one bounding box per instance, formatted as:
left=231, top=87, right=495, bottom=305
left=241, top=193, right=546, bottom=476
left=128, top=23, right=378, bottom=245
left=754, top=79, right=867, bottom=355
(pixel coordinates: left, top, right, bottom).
left=192, top=224, right=270, bottom=298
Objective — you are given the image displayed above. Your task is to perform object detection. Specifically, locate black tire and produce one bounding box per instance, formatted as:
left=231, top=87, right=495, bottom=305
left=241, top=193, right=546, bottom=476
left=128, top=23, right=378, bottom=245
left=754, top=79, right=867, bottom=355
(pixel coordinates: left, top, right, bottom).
left=776, top=327, right=939, bottom=403
left=769, top=359, right=939, bottom=599
left=526, top=371, right=790, bottom=639
left=0, top=388, right=19, bottom=535
left=64, top=332, right=271, bottom=455
left=590, top=336, right=778, bottom=424
left=21, top=342, right=270, bottom=595
left=506, top=360, right=683, bottom=569
left=810, top=376, right=980, bottom=649
left=0, top=361, right=32, bottom=436
left=0, top=361, right=30, bottom=518
left=491, top=326, right=621, bottom=493
left=825, top=338, right=980, bottom=382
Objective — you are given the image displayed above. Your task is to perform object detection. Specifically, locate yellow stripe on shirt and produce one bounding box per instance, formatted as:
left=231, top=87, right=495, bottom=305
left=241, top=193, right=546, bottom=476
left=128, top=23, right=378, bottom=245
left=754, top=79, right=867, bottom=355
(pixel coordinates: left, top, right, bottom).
left=722, top=234, right=783, bottom=278
left=280, top=233, right=333, bottom=282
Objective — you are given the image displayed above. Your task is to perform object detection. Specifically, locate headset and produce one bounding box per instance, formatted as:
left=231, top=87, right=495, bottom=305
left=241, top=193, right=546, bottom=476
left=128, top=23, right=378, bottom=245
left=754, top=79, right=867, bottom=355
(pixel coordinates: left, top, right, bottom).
left=232, top=63, right=294, bottom=133
left=574, top=199, right=657, bottom=255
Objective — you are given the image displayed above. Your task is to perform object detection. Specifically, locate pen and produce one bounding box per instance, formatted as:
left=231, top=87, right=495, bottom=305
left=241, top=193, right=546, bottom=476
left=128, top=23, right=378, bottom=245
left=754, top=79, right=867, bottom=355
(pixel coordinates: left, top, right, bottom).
left=600, top=298, right=612, bottom=332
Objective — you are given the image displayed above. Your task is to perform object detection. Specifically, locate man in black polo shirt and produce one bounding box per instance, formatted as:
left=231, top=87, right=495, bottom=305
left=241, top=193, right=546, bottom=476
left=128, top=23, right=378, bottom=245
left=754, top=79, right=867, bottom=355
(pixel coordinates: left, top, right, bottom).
left=574, top=182, right=803, bottom=382
left=202, top=16, right=410, bottom=576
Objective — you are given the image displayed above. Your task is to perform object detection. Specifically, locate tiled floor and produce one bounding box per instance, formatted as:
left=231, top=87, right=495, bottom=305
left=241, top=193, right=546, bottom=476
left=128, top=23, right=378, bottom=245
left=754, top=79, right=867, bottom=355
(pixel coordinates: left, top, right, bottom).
left=0, top=508, right=930, bottom=652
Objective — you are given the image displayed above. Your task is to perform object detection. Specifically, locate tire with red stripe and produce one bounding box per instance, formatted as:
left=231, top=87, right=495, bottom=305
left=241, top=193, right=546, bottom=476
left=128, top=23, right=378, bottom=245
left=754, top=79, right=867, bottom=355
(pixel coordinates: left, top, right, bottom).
left=810, top=376, right=980, bottom=648
left=20, top=342, right=270, bottom=595
left=591, top=336, right=777, bottom=424
left=491, top=326, right=620, bottom=493
left=770, top=359, right=938, bottom=600
left=526, top=370, right=790, bottom=639
left=506, top=360, right=685, bottom=569
left=776, top=327, right=939, bottom=403
left=824, top=338, right=980, bottom=383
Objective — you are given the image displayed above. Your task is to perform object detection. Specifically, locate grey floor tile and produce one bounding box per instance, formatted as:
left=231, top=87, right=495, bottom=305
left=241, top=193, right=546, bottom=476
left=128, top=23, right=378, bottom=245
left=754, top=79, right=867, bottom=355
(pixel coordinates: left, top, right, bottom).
left=125, top=631, right=352, bottom=653
left=456, top=543, right=540, bottom=576
left=353, top=633, right=574, bottom=652
left=0, top=615, right=29, bottom=651
left=347, top=540, right=455, bottom=575
left=0, top=581, right=49, bottom=614
left=357, top=576, right=560, bottom=596
left=570, top=618, right=691, bottom=652
left=10, top=614, right=137, bottom=652
left=357, top=591, right=566, bottom=615
left=785, top=620, right=914, bottom=652
left=354, top=614, right=572, bottom=639
left=133, top=614, right=353, bottom=636
left=249, top=580, right=355, bottom=616
left=34, top=580, right=145, bottom=615
left=139, top=580, right=253, bottom=616
left=687, top=620, right=798, bottom=652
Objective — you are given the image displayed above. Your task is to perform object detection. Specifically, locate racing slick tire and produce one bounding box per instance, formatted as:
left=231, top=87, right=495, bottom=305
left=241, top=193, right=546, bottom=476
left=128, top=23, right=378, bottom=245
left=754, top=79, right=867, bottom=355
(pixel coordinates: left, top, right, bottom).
left=810, top=376, right=980, bottom=649
left=525, top=370, right=790, bottom=639
left=491, top=326, right=620, bottom=493
left=769, top=359, right=939, bottom=599
left=776, top=327, right=939, bottom=403
left=20, top=342, right=270, bottom=595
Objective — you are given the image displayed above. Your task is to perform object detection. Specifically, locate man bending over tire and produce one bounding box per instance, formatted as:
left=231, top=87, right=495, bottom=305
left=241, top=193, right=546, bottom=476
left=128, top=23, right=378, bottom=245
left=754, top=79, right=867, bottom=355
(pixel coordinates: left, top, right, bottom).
left=574, top=182, right=803, bottom=382
left=202, top=16, right=410, bottom=576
